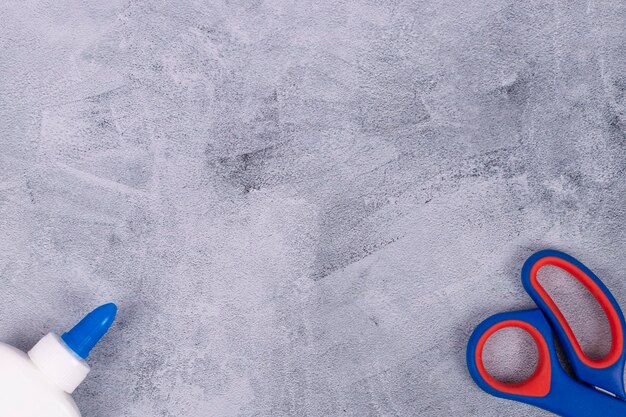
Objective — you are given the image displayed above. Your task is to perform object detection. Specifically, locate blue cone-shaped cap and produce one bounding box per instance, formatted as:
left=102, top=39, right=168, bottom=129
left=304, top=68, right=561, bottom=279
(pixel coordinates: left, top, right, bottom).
left=61, top=303, right=117, bottom=359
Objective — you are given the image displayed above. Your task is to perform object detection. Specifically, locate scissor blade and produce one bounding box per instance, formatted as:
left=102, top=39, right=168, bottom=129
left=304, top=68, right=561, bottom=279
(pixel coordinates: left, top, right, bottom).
left=593, top=386, right=618, bottom=398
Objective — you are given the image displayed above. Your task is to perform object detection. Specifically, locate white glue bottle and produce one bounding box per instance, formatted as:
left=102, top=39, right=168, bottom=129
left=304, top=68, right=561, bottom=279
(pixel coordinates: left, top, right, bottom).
left=0, top=303, right=117, bottom=416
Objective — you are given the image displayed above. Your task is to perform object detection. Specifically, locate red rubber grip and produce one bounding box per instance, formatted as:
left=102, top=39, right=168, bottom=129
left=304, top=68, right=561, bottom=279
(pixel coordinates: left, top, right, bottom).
left=529, top=256, right=623, bottom=369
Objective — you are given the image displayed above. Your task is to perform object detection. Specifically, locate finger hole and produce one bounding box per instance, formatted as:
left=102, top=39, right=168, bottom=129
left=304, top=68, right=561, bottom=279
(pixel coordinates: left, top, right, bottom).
left=482, top=327, right=538, bottom=384
left=474, top=320, right=551, bottom=397
left=537, top=264, right=611, bottom=361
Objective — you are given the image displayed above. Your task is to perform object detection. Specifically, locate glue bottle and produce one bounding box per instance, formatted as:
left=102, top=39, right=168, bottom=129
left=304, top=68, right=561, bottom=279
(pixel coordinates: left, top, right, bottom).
left=0, top=303, right=117, bottom=416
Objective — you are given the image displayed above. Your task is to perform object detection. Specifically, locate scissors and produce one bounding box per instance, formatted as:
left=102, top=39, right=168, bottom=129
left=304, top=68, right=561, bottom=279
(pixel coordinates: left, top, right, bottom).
left=467, top=249, right=626, bottom=417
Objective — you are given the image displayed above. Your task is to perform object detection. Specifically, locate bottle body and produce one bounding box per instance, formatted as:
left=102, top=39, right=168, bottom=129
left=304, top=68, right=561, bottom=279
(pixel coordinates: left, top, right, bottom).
left=0, top=342, right=81, bottom=417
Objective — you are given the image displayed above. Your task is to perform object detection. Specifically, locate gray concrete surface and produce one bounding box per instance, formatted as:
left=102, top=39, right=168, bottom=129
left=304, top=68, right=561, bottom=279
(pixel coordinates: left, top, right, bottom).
left=2, top=0, right=626, bottom=416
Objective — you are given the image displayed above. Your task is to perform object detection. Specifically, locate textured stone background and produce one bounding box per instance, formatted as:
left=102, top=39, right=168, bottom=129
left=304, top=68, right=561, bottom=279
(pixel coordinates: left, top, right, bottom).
left=2, top=0, right=626, bottom=416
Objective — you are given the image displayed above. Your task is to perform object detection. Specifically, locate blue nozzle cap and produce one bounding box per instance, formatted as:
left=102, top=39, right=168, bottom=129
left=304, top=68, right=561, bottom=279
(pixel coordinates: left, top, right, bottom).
left=61, top=303, right=117, bottom=359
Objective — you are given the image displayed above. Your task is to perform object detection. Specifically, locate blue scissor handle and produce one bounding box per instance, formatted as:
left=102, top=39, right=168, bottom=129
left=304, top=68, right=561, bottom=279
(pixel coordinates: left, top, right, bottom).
left=521, top=249, right=626, bottom=398
left=467, top=309, right=626, bottom=417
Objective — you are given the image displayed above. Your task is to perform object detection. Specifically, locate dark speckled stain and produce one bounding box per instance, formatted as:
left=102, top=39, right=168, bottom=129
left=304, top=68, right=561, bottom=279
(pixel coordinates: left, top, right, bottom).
left=311, top=144, right=526, bottom=280
left=490, top=73, right=530, bottom=108
left=313, top=235, right=401, bottom=281
left=196, top=24, right=234, bottom=45
left=606, top=106, right=626, bottom=144
left=602, top=108, right=626, bottom=187
left=612, top=77, right=626, bottom=100
left=453, top=146, right=525, bottom=181
left=207, top=86, right=284, bottom=193
left=208, top=145, right=277, bottom=194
